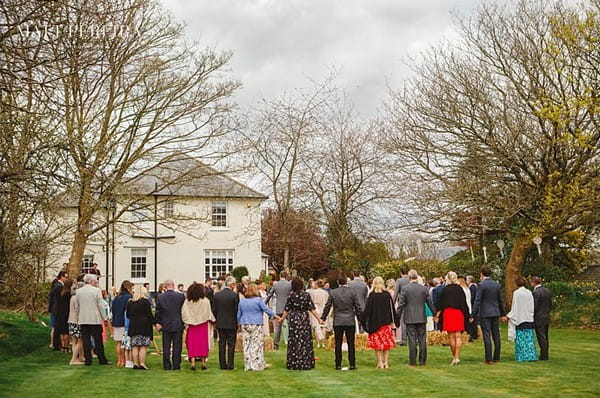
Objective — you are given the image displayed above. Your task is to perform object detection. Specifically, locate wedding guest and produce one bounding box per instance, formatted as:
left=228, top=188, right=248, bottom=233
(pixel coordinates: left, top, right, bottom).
left=393, top=268, right=410, bottom=345
left=362, top=277, right=396, bottom=369
left=434, top=271, right=469, bottom=365
left=237, top=283, right=278, bottom=371
left=280, top=277, right=322, bottom=370
left=531, top=276, right=551, bottom=360
left=309, top=280, right=330, bottom=348
left=68, top=281, right=85, bottom=365
left=507, top=276, right=538, bottom=362
left=181, top=282, right=215, bottom=370
left=471, top=266, right=506, bottom=364
left=386, top=279, right=402, bottom=343
left=77, top=274, right=110, bottom=366
left=213, top=276, right=239, bottom=370
left=156, top=280, right=185, bottom=370
left=321, top=275, right=362, bottom=370
left=111, top=280, right=133, bottom=367
left=126, top=285, right=155, bottom=370
left=49, top=270, right=69, bottom=351
left=466, top=275, right=479, bottom=341
left=257, top=280, right=271, bottom=337
left=397, top=270, right=435, bottom=366
left=55, top=279, right=74, bottom=352
left=265, top=271, right=292, bottom=350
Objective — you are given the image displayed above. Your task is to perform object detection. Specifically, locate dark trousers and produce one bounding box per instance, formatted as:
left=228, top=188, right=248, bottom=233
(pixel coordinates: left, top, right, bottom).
left=468, top=318, right=479, bottom=340
left=81, top=324, right=108, bottom=365
left=52, top=319, right=62, bottom=350
left=162, top=330, right=183, bottom=370
left=535, top=323, right=549, bottom=360
left=218, top=328, right=236, bottom=369
left=480, top=316, right=501, bottom=362
left=406, top=323, right=427, bottom=365
left=333, top=325, right=356, bottom=367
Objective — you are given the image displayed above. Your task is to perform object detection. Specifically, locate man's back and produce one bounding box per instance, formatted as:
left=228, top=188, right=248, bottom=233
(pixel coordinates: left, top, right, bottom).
left=77, top=284, right=105, bottom=325
left=533, top=286, right=552, bottom=325
left=399, top=282, right=433, bottom=324
left=270, top=279, right=292, bottom=314
left=393, top=276, right=410, bottom=303
left=474, top=278, right=505, bottom=318
left=323, top=286, right=360, bottom=326
left=348, top=279, right=368, bottom=310
left=213, top=288, right=239, bottom=329
left=156, top=290, right=185, bottom=331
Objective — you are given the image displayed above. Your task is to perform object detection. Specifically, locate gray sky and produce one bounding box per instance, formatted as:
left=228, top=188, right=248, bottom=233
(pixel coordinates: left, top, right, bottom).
left=160, top=0, right=482, bottom=116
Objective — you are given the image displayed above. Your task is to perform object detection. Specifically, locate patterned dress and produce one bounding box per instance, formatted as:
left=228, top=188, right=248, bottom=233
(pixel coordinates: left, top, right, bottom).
left=285, top=291, right=316, bottom=370
left=515, top=328, right=538, bottom=362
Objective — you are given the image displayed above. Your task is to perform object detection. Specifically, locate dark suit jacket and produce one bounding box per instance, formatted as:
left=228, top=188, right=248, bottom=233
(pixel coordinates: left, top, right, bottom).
left=321, top=285, right=362, bottom=327
left=348, top=279, right=369, bottom=310
left=469, top=284, right=477, bottom=310
left=533, top=285, right=552, bottom=326
left=213, top=287, right=239, bottom=329
left=432, top=283, right=444, bottom=309
left=471, top=278, right=506, bottom=319
left=155, top=289, right=185, bottom=332
left=50, top=281, right=64, bottom=316
left=397, top=282, right=434, bottom=324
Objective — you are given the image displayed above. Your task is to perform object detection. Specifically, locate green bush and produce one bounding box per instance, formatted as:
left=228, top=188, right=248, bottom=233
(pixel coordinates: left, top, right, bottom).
left=545, top=281, right=600, bottom=328
left=231, top=266, right=249, bottom=282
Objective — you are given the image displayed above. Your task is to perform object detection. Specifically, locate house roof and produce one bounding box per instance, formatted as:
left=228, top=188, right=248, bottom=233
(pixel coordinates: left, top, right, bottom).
left=59, top=154, right=267, bottom=207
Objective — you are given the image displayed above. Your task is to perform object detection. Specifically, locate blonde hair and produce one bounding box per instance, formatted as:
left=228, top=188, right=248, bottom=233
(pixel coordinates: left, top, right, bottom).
left=372, top=276, right=385, bottom=293
left=132, top=285, right=147, bottom=301
left=445, top=271, right=459, bottom=285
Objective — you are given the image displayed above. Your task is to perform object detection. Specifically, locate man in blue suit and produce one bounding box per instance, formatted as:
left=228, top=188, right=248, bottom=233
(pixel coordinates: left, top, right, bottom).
left=471, top=266, right=506, bottom=364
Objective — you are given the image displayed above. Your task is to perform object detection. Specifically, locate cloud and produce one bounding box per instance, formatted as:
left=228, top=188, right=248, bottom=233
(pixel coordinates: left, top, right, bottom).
left=160, top=0, right=481, bottom=116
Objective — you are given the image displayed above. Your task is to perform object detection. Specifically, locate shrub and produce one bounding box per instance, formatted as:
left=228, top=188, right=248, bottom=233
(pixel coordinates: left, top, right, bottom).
left=231, top=266, right=249, bottom=282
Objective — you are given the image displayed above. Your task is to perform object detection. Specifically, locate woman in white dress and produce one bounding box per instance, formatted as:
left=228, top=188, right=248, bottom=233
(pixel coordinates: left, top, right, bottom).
left=309, top=280, right=330, bottom=348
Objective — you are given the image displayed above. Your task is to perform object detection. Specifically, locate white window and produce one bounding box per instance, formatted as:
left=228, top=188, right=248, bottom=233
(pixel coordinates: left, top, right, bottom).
left=204, top=249, right=234, bottom=279
left=131, top=248, right=147, bottom=278
left=163, top=200, right=174, bottom=218
left=81, top=254, right=94, bottom=274
left=211, top=202, right=227, bottom=227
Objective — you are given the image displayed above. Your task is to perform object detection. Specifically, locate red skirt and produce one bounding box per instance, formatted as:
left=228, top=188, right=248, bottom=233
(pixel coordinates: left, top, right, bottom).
left=368, top=325, right=396, bottom=350
left=442, top=308, right=465, bottom=332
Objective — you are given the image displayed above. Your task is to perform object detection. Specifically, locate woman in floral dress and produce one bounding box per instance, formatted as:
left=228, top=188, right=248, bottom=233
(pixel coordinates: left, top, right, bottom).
left=279, top=277, right=323, bottom=370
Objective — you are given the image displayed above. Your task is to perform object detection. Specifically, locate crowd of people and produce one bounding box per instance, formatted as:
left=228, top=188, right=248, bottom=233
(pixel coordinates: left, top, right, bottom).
left=47, top=264, right=552, bottom=372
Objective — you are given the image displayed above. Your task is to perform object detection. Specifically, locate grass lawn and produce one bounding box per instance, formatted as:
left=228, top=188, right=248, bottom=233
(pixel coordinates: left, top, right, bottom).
left=0, top=311, right=598, bottom=398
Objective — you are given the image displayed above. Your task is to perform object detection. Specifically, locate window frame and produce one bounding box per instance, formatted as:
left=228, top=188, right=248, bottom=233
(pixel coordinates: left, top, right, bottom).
left=211, top=201, right=227, bottom=227
left=130, top=248, right=147, bottom=279
left=204, top=249, right=234, bottom=279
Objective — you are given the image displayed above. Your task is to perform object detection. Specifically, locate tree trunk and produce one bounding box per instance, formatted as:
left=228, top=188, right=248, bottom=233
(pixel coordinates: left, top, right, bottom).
left=67, top=227, right=89, bottom=278
left=283, top=245, right=290, bottom=273
left=504, top=236, right=533, bottom=308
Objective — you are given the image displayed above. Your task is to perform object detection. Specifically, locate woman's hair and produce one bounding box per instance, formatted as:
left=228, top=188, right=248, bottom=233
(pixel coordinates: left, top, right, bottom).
left=445, top=271, right=459, bottom=285
left=316, top=279, right=324, bottom=288
left=457, top=275, right=468, bottom=288
left=186, top=282, right=205, bottom=302
left=61, top=279, right=74, bottom=296
left=132, top=285, right=147, bottom=301
left=371, top=276, right=385, bottom=293
left=291, top=277, right=304, bottom=292
left=119, top=280, right=133, bottom=295
left=515, top=275, right=526, bottom=287
left=245, top=283, right=259, bottom=298
left=386, top=279, right=395, bottom=290
left=71, top=281, right=84, bottom=295
left=158, top=282, right=166, bottom=293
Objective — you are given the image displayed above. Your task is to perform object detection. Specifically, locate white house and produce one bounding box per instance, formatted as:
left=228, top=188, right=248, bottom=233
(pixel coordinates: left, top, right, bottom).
left=50, top=156, right=267, bottom=292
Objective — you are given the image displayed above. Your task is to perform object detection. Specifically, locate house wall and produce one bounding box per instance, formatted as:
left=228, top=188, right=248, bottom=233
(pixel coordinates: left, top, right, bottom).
left=49, top=197, right=264, bottom=291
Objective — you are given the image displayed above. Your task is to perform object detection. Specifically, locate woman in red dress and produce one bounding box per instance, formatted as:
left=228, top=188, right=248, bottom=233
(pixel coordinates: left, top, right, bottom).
left=362, top=277, right=396, bottom=369
left=434, top=271, right=470, bottom=365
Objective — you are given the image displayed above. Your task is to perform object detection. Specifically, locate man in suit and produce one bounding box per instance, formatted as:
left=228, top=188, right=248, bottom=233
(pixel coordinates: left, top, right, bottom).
left=204, top=277, right=215, bottom=302
left=397, top=270, right=435, bottom=366
left=212, top=276, right=239, bottom=370
left=393, top=268, right=410, bottom=344
left=77, top=274, right=110, bottom=365
left=431, top=277, right=444, bottom=331
left=466, top=275, right=478, bottom=341
left=321, top=276, right=363, bottom=370
left=265, top=271, right=292, bottom=350
left=531, top=276, right=552, bottom=360
left=49, top=270, right=69, bottom=351
left=471, top=266, right=506, bottom=364
left=155, top=279, right=186, bottom=370
left=348, top=270, right=368, bottom=333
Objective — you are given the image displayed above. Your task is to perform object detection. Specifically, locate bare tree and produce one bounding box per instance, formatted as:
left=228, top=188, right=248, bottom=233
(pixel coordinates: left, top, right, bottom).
left=32, top=0, right=240, bottom=277
left=384, top=0, right=600, bottom=304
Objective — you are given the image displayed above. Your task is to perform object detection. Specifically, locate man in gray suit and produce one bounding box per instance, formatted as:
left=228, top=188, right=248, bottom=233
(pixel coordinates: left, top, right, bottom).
left=265, top=271, right=292, bottom=350
left=348, top=270, right=368, bottom=333
left=471, top=266, right=506, bottom=364
left=321, top=276, right=363, bottom=370
left=393, top=267, right=410, bottom=345
left=397, top=270, right=434, bottom=366
left=531, top=276, right=552, bottom=360
left=76, top=274, right=110, bottom=365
